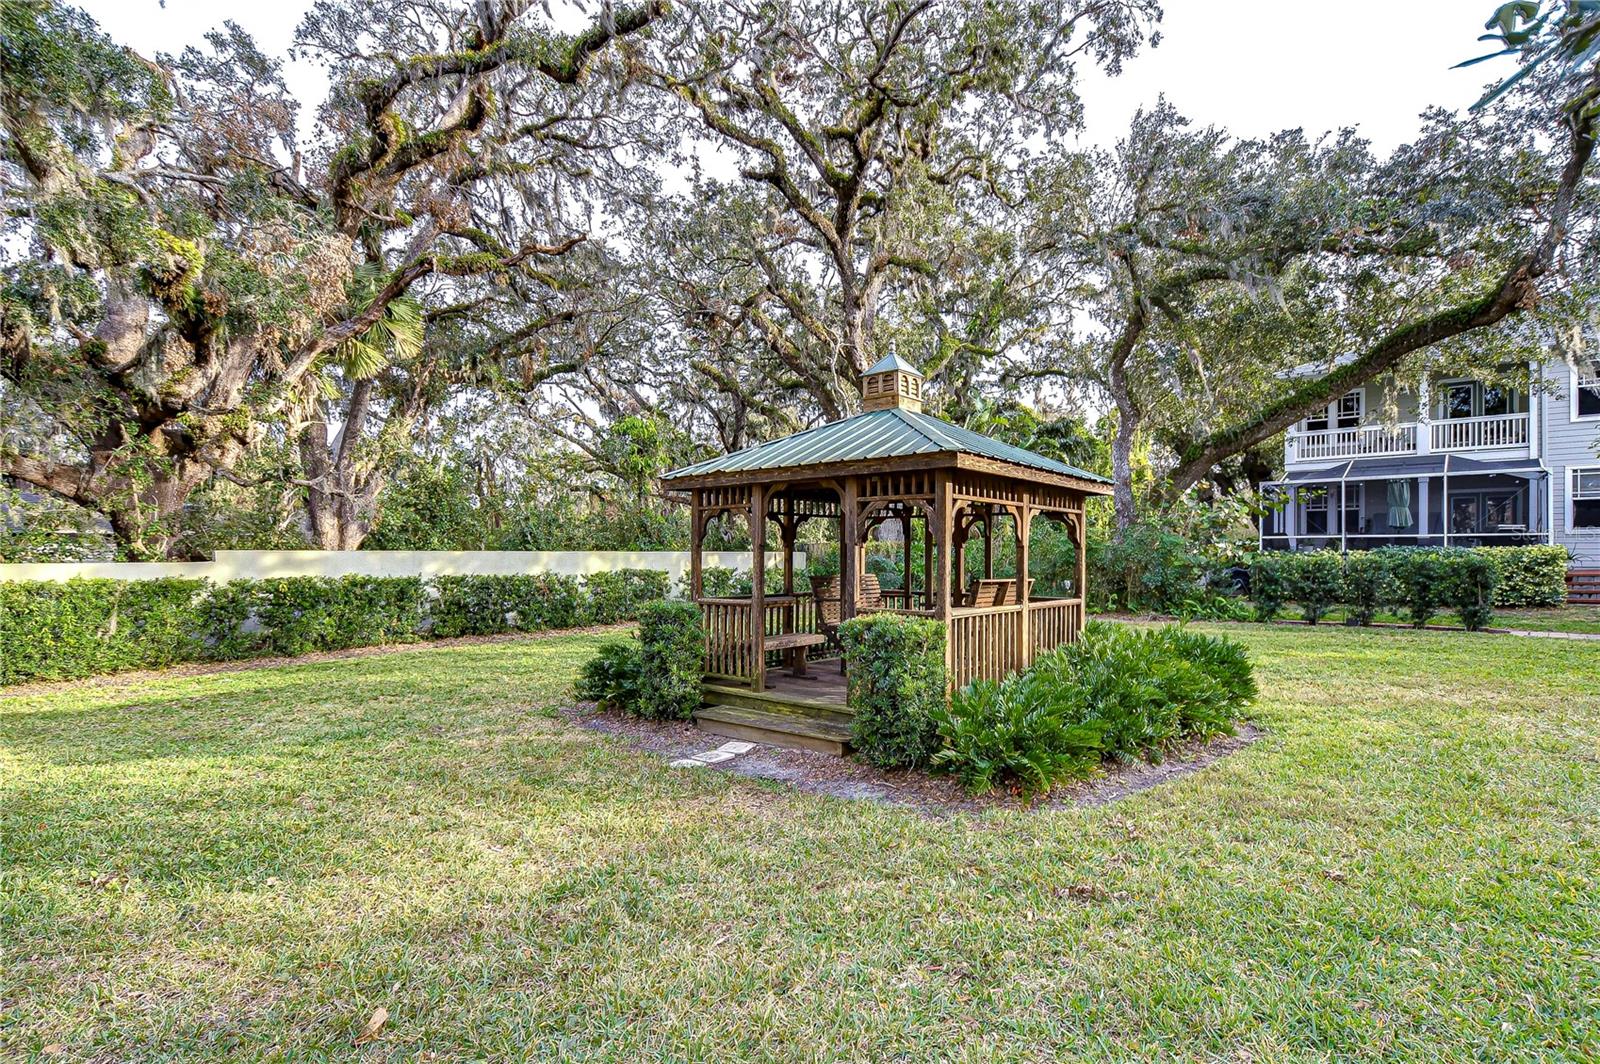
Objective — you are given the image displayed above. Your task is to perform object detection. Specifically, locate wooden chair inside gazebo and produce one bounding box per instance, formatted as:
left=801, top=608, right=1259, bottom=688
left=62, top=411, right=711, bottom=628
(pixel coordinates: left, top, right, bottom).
left=661, top=353, right=1111, bottom=754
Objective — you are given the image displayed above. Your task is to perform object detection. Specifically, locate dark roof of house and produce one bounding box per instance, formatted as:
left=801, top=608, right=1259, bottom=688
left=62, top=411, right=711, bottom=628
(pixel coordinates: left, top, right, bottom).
left=1283, top=454, right=1547, bottom=483
left=662, top=407, right=1110, bottom=485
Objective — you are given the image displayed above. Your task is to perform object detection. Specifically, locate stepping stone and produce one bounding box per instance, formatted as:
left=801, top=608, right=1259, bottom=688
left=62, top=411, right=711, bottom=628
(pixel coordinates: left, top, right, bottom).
left=716, top=741, right=757, bottom=755
left=691, top=749, right=736, bottom=764
left=669, top=758, right=708, bottom=768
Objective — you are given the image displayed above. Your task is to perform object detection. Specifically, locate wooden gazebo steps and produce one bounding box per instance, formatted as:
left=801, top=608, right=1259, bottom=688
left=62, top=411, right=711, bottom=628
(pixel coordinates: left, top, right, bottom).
left=697, top=682, right=854, bottom=754
left=695, top=703, right=853, bottom=755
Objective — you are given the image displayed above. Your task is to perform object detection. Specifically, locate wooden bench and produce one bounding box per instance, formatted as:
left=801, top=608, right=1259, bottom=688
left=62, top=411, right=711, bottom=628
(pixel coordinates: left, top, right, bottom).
left=765, top=630, right=827, bottom=677
left=964, top=577, right=1033, bottom=608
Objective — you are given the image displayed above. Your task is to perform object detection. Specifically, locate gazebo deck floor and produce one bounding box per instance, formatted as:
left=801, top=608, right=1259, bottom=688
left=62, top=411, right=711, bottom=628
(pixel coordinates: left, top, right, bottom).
left=697, top=660, right=853, bottom=754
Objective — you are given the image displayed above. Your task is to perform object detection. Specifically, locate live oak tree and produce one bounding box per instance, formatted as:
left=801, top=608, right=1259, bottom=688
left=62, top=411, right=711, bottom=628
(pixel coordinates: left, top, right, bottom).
left=1155, top=2, right=1598, bottom=504
left=1012, top=1, right=1598, bottom=529
left=628, top=0, right=1162, bottom=424
left=0, top=0, right=662, bottom=556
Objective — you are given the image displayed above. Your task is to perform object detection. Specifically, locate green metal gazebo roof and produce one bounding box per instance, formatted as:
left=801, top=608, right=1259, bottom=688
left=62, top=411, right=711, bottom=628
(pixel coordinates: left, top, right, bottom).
left=662, top=407, right=1110, bottom=485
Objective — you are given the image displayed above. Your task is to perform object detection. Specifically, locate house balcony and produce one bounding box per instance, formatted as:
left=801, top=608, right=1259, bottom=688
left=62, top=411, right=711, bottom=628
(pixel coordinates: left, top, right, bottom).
left=1286, top=413, right=1530, bottom=466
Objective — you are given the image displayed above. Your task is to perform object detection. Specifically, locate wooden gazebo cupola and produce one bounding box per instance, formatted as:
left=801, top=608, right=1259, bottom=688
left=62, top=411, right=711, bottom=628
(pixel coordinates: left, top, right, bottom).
left=861, top=349, right=924, bottom=413
left=662, top=349, right=1112, bottom=750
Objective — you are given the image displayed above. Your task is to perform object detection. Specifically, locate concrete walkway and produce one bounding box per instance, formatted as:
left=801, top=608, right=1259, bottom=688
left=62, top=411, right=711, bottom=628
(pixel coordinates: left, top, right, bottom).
left=1489, top=627, right=1600, bottom=641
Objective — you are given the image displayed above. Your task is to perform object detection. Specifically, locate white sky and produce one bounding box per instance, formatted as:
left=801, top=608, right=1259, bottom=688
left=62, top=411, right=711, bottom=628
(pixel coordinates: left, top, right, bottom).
left=80, top=0, right=1501, bottom=158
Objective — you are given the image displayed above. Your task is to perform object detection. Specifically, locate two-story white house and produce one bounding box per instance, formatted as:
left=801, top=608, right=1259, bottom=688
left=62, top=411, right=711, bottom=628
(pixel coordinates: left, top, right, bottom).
left=1260, top=357, right=1600, bottom=568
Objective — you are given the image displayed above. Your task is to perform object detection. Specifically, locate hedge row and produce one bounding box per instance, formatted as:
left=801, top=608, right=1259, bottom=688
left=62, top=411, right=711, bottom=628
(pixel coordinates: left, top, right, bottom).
left=0, top=569, right=670, bottom=685
left=1251, top=547, right=1510, bottom=630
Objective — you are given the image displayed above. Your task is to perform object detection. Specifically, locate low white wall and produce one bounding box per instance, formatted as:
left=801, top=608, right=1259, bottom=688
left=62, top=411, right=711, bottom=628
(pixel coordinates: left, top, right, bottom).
left=0, top=549, right=799, bottom=587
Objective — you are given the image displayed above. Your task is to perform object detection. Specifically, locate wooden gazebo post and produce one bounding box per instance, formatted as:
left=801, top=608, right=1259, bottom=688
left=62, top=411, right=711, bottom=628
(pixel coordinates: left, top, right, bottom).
left=749, top=483, right=766, bottom=693
left=840, top=477, right=860, bottom=623
left=1016, top=495, right=1032, bottom=674
left=935, top=472, right=955, bottom=672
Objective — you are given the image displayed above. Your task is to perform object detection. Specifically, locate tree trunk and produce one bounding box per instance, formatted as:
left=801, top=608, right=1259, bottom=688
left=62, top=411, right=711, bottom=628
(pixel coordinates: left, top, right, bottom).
left=1110, top=400, right=1140, bottom=531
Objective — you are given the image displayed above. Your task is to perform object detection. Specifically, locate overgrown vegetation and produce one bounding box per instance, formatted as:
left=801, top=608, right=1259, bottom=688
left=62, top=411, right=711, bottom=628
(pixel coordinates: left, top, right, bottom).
left=932, top=623, right=1254, bottom=797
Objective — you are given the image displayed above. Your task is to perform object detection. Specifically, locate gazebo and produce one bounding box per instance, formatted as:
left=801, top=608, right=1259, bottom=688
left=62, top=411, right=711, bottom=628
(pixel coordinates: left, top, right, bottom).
left=661, top=355, right=1111, bottom=752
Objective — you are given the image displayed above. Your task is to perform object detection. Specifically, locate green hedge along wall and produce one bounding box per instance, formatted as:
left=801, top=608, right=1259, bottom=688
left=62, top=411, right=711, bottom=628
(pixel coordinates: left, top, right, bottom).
left=1248, top=545, right=1567, bottom=630
left=0, top=569, right=669, bottom=685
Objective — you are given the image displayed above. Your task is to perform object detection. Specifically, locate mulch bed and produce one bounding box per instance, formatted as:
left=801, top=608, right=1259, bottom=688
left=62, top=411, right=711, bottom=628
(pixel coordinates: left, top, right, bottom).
left=0, top=624, right=634, bottom=699
left=562, top=703, right=1262, bottom=814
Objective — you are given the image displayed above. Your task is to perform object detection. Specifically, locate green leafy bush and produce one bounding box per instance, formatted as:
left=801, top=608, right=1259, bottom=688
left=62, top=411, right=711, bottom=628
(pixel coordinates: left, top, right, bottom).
left=1175, top=593, right=1254, bottom=622
left=1342, top=552, right=1394, bottom=626
left=583, top=568, right=671, bottom=624
left=576, top=641, right=645, bottom=711
left=1479, top=545, right=1569, bottom=608
left=1376, top=547, right=1443, bottom=628
left=930, top=676, right=1105, bottom=796
left=931, top=622, right=1252, bottom=797
left=636, top=600, right=704, bottom=720
left=430, top=574, right=584, bottom=638
left=1091, top=520, right=1208, bottom=613
left=1285, top=551, right=1344, bottom=625
left=1248, top=553, right=1289, bottom=622
left=0, top=568, right=674, bottom=685
left=1440, top=550, right=1499, bottom=632
left=0, top=578, right=208, bottom=683
left=839, top=613, right=947, bottom=769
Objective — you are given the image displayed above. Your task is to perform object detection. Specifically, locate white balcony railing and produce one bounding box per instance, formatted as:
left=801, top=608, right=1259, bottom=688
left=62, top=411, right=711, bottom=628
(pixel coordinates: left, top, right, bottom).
left=1287, top=412, right=1531, bottom=464
left=1429, top=413, right=1529, bottom=451
left=1290, top=423, right=1417, bottom=461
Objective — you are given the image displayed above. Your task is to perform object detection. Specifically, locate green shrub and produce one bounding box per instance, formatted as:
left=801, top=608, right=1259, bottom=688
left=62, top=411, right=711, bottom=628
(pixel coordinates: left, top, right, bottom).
left=1478, top=545, right=1570, bottom=608
left=576, top=641, right=646, bottom=711
left=931, top=677, right=1105, bottom=796
left=839, top=613, right=947, bottom=769
left=430, top=569, right=665, bottom=636
left=1175, top=592, right=1254, bottom=622
left=635, top=600, right=704, bottom=720
left=1091, top=520, right=1208, bottom=613
left=1377, top=547, right=1443, bottom=628
left=0, top=578, right=208, bottom=683
left=584, top=568, right=671, bottom=624
left=1, top=567, right=674, bottom=686
left=1286, top=551, right=1344, bottom=625
left=1249, top=553, right=1289, bottom=622
left=1342, top=552, right=1394, bottom=626
left=1440, top=550, right=1499, bottom=632
left=198, top=577, right=425, bottom=659
left=931, top=622, right=1252, bottom=796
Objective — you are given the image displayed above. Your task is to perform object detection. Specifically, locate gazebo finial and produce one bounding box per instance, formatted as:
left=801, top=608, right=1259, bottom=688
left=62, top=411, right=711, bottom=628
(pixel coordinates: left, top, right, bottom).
left=861, top=343, right=924, bottom=413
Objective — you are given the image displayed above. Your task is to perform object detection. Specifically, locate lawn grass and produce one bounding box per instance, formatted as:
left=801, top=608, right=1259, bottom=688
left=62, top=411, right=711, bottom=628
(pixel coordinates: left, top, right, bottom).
left=4, top=626, right=1598, bottom=1061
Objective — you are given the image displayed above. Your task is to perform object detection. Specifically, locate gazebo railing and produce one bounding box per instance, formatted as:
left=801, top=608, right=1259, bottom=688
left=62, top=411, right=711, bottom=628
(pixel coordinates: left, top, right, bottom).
left=700, top=593, right=825, bottom=683
left=700, top=597, right=759, bottom=682
left=1028, top=598, right=1082, bottom=657
left=948, top=597, right=1084, bottom=690
left=949, top=604, right=1024, bottom=687
left=701, top=592, right=1085, bottom=690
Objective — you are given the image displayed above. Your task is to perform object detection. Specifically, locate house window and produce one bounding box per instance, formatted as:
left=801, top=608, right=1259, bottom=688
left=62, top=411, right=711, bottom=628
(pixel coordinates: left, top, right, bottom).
left=1576, top=361, right=1600, bottom=420
left=1482, top=385, right=1510, bottom=417
left=1304, top=408, right=1330, bottom=432
left=1335, top=390, right=1363, bottom=429
left=1302, top=488, right=1329, bottom=535
left=1574, top=469, right=1600, bottom=529
left=1442, top=382, right=1476, bottom=420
